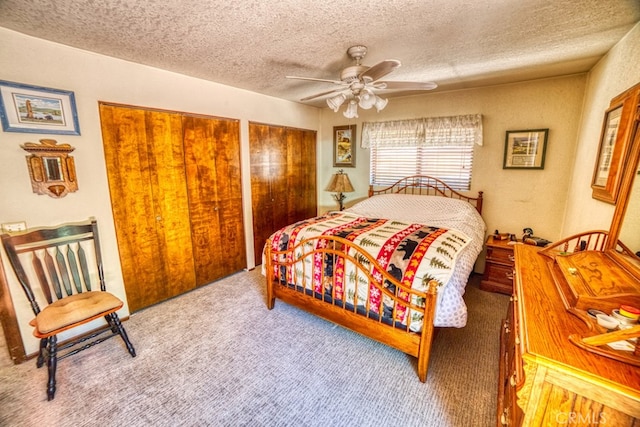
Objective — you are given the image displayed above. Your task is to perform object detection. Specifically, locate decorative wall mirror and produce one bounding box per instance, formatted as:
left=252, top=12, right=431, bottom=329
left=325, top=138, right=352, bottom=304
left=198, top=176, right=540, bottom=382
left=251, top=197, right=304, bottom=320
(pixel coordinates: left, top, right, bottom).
left=591, top=84, right=640, bottom=203
left=21, top=138, right=78, bottom=198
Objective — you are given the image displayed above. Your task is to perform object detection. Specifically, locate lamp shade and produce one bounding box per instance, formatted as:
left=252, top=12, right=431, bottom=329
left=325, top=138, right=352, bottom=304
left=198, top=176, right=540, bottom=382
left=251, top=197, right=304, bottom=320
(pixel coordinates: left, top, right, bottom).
left=358, top=90, right=376, bottom=109
left=374, top=96, right=388, bottom=112
left=343, top=100, right=358, bottom=119
left=327, top=93, right=347, bottom=112
left=325, top=171, right=355, bottom=193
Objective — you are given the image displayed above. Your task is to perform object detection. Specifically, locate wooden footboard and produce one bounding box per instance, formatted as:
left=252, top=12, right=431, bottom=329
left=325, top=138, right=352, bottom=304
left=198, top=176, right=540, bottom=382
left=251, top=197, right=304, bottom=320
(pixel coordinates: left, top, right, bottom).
left=264, top=234, right=439, bottom=382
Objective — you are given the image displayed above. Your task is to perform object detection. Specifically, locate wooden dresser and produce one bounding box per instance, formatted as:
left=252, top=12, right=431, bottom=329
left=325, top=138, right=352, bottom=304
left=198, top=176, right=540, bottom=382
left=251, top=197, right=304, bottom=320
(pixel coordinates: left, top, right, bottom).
left=498, top=243, right=640, bottom=426
left=481, top=236, right=515, bottom=294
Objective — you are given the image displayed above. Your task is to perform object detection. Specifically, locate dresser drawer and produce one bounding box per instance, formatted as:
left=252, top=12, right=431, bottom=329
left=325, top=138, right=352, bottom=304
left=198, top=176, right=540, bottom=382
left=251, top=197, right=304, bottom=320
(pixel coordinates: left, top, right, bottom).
left=485, top=262, right=513, bottom=285
left=487, top=245, right=515, bottom=265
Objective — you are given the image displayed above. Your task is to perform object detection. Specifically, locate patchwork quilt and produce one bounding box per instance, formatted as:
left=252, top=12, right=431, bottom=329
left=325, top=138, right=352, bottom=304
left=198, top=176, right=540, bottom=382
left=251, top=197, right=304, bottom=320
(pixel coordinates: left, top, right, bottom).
left=267, top=212, right=471, bottom=332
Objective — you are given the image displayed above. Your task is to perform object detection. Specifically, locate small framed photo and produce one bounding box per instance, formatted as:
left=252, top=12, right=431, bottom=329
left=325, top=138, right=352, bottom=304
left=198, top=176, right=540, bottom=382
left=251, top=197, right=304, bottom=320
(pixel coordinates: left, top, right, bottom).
left=333, top=124, right=356, bottom=167
left=0, top=80, right=81, bottom=135
left=503, top=129, right=548, bottom=169
left=591, top=103, right=626, bottom=203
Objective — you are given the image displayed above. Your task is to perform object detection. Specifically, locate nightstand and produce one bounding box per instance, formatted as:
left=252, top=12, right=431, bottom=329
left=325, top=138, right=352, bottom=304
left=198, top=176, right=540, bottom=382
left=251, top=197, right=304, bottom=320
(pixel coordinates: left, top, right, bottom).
left=480, top=236, right=515, bottom=295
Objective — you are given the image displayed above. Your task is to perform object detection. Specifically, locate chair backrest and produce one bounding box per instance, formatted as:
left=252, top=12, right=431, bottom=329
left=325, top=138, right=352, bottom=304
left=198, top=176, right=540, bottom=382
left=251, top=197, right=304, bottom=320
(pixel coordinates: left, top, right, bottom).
left=1, top=219, right=105, bottom=316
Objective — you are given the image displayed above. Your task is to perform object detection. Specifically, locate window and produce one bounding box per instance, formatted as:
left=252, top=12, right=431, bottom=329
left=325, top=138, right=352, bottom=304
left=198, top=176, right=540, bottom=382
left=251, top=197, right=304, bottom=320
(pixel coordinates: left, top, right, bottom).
left=363, top=114, right=482, bottom=191
left=370, top=142, right=474, bottom=190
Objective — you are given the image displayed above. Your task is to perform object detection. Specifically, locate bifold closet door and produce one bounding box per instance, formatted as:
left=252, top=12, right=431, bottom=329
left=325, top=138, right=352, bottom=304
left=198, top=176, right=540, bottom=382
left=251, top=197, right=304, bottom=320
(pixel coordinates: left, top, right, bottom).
left=249, top=123, right=317, bottom=266
left=286, top=127, right=317, bottom=223
left=182, top=115, right=246, bottom=286
left=100, top=104, right=196, bottom=312
left=250, top=123, right=287, bottom=266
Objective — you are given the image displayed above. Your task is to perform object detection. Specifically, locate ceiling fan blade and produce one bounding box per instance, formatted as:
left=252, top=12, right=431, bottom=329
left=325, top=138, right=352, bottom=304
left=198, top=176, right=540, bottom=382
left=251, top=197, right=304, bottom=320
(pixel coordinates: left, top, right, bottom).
left=359, top=60, right=401, bottom=82
left=300, top=88, right=347, bottom=102
left=286, top=75, right=345, bottom=85
left=374, top=81, right=438, bottom=90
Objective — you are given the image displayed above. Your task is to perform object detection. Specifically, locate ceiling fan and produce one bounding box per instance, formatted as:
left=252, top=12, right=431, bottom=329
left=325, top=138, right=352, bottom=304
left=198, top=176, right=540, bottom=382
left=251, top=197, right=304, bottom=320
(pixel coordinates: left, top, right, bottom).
left=286, top=45, right=437, bottom=118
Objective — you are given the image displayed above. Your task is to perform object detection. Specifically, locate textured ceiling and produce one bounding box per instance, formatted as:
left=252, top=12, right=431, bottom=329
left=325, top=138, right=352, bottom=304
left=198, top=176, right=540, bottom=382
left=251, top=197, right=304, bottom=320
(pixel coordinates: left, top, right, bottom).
left=1, top=0, right=639, bottom=107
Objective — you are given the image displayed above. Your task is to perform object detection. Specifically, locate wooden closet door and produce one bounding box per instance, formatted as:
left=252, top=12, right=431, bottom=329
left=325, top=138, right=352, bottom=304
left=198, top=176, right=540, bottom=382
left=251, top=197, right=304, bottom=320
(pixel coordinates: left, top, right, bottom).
left=300, top=129, right=318, bottom=218
left=286, top=128, right=317, bottom=223
left=100, top=104, right=196, bottom=312
left=250, top=123, right=282, bottom=266
left=182, top=115, right=245, bottom=286
left=249, top=123, right=317, bottom=266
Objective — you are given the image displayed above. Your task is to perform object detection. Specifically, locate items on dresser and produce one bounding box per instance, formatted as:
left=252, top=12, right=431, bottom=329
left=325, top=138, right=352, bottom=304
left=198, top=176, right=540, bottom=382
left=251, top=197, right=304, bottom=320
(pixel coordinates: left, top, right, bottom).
left=536, top=230, right=640, bottom=366
left=521, top=227, right=551, bottom=247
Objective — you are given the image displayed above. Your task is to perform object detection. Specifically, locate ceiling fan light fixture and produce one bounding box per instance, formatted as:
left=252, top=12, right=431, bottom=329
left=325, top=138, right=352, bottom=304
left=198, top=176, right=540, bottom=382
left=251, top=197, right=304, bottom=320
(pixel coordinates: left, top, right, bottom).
left=343, top=100, right=359, bottom=119
left=358, top=90, right=376, bottom=109
left=327, top=93, right=347, bottom=112
left=374, top=96, right=388, bottom=112
left=289, top=45, right=437, bottom=115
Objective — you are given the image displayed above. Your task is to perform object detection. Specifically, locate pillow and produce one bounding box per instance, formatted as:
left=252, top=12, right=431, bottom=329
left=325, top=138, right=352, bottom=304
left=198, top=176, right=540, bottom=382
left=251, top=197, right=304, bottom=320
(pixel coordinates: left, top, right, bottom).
left=345, top=193, right=486, bottom=251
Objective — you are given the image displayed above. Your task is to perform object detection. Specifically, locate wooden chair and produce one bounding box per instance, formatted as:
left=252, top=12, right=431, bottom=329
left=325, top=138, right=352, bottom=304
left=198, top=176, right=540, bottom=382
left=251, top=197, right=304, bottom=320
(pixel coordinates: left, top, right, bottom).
left=1, top=218, right=135, bottom=400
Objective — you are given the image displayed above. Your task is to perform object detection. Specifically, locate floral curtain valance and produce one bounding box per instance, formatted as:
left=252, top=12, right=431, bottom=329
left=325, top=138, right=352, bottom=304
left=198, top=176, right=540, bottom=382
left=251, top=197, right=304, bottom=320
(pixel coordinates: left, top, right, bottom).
left=361, top=114, right=483, bottom=148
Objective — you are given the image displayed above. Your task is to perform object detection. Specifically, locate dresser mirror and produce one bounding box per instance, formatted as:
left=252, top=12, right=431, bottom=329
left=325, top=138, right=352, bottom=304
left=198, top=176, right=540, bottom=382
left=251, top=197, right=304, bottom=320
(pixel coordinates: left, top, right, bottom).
left=618, top=173, right=640, bottom=251
left=608, top=115, right=640, bottom=281
left=606, top=81, right=640, bottom=278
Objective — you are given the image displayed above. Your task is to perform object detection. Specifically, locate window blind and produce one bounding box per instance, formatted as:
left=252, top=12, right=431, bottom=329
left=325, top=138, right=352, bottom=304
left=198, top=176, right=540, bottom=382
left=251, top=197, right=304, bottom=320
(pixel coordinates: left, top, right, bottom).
left=365, top=114, right=481, bottom=190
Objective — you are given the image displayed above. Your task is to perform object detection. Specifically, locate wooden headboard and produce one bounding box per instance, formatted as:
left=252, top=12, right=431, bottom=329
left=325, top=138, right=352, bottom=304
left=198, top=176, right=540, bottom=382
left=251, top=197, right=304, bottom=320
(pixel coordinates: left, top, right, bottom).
left=368, top=175, right=484, bottom=214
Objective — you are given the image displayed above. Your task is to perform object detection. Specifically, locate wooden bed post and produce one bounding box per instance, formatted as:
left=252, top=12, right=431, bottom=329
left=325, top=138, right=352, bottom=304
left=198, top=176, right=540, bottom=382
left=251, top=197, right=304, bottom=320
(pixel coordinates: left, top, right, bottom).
left=476, top=191, right=484, bottom=214
left=264, top=240, right=275, bottom=309
left=417, top=280, right=439, bottom=382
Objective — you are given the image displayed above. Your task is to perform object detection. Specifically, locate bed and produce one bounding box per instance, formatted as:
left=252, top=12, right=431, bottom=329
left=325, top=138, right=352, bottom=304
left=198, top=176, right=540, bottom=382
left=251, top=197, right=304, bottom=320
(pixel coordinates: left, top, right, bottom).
left=263, top=175, right=485, bottom=381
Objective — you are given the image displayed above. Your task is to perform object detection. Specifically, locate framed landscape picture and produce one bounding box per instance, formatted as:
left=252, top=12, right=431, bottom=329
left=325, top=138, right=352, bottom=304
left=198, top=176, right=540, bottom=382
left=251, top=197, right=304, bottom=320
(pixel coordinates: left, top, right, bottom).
left=0, top=80, right=81, bottom=135
left=591, top=88, right=638, bottom=204
left=333, top=124, right=356, bottom=167
left=503, top=129, right=548, bottom=169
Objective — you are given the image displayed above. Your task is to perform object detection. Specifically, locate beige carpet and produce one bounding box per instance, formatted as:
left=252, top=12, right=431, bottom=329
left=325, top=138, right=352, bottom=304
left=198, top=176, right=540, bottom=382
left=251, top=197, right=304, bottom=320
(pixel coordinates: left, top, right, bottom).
left=0, top=268, right=509, bottom=426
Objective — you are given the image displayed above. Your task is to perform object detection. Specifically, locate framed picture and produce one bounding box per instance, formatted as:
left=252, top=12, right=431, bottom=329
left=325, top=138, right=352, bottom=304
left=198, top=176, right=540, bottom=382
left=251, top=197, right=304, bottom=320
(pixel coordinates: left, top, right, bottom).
left=0, top=80, right=80, bottom=135
left=333, top=125, right=356, bottom=167
left=590, top=90, right=636, bottom=204
left=503, top=129, right=548, bottom=169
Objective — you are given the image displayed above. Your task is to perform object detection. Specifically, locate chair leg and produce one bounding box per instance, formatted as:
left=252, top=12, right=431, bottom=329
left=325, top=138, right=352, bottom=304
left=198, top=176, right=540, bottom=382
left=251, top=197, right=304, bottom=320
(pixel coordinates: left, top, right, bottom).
left=105, top=313, right=136, bottom=357
left=46, top=335, right=57, bottom=401
left=36, top=338, right=47, bottom=368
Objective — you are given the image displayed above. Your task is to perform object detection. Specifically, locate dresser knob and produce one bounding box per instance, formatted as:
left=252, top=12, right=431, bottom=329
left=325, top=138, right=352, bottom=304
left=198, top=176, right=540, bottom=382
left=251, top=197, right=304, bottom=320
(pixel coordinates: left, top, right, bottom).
left=501, top=409, right=509, bottom=426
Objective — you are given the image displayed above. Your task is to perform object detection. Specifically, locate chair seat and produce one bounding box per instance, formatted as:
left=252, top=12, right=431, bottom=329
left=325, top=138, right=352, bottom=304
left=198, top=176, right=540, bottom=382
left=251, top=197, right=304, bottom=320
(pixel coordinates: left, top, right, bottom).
left=32, top=291, right=124, bottom=336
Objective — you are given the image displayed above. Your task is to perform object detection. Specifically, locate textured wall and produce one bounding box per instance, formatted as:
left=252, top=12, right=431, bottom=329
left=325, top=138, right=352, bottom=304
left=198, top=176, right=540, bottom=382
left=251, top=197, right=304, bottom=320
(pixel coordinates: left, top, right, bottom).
left=562, top=22, right=640, bottom=238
